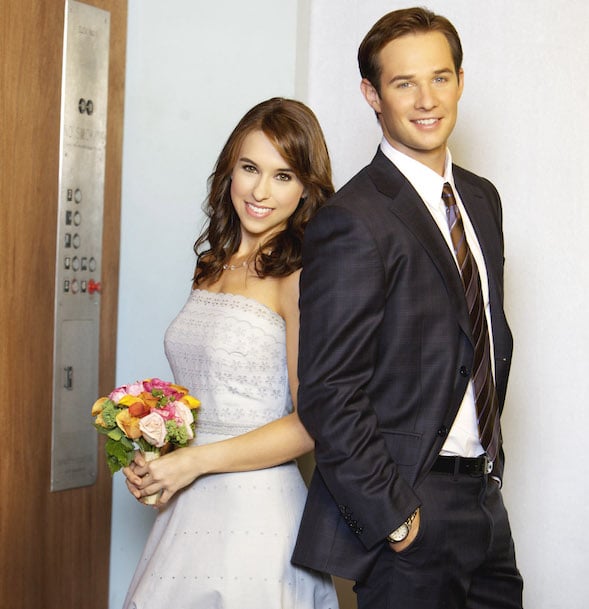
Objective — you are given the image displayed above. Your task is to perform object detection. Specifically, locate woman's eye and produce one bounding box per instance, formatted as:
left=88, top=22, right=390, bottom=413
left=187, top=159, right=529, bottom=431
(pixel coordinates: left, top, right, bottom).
left=242, top=164, right=257, bottom=173
left=276, top=172, right=292, bottom=182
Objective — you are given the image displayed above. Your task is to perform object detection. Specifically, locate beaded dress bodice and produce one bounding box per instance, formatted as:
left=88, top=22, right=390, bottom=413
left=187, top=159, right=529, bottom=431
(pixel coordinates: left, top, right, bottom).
left=164, top=289, right=292, bottom=440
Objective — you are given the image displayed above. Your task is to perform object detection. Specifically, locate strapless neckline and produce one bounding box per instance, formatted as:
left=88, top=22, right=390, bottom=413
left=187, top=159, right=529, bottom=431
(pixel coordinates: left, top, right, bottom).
left=191, top=288, right=285, bottom=324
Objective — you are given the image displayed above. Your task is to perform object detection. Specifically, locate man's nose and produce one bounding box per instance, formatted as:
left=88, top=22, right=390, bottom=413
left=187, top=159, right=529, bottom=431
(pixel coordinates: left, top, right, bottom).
left=415, top=84, right=437, bottom=110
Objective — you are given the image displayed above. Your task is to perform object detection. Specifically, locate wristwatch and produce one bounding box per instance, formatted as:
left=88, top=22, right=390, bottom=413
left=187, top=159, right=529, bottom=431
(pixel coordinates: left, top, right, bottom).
left=387, top=509, right=418, bottom=543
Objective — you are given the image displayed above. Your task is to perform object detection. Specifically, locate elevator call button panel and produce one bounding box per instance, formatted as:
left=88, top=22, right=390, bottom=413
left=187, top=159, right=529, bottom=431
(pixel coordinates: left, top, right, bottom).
left=51, top=0, right=110, bottom=492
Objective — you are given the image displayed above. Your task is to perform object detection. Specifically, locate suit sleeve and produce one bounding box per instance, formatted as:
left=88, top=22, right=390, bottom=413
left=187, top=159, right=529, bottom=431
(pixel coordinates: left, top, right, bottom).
left=297, top=204, right=421, bottom=550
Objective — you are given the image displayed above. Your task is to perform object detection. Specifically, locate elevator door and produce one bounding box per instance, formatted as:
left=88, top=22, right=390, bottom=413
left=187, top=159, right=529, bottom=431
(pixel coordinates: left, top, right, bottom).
left=0, top=1, right=126, bottom=607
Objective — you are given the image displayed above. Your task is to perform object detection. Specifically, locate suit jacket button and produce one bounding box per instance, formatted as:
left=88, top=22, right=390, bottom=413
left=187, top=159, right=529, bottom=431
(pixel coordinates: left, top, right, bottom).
left=437, top=426, right=448, bottom=437
left=459, top=365, right=470, bottom=377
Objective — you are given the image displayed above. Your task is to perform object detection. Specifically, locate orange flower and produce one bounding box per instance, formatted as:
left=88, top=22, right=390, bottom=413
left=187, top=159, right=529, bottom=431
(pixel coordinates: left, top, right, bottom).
left=140, top=391, right=160, bottom=410
left=128, top=400, right=151, bottom=418
left=115, top=409, right=142, bottom=439
left=170, top=382, right=189, bottom=395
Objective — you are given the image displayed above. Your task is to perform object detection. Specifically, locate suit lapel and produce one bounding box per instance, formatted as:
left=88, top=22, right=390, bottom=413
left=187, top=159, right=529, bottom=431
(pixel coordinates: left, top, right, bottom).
left=453, top=174, right=502, bottom=307
left=366, top=150, right=473, bottom=343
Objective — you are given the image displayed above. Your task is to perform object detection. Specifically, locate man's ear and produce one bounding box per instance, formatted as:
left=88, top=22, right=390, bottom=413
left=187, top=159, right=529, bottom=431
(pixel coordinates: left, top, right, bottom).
left=360, top=78, right=381, bottom=115
left=457, top=68, right=465, bottom=101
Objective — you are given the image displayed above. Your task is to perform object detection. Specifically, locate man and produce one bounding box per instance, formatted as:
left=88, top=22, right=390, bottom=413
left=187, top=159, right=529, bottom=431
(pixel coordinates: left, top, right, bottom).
left=292, top=7, right=523, bottom=609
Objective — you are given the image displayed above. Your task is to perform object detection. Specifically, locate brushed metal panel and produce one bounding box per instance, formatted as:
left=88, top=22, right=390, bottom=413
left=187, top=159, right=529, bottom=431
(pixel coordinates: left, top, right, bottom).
left=51, top=0, right=110, bottom=491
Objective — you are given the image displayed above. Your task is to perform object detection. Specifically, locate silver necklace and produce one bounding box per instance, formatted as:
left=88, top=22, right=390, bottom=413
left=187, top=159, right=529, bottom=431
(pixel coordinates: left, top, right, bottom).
left=222, top=260, right=248, bottom=271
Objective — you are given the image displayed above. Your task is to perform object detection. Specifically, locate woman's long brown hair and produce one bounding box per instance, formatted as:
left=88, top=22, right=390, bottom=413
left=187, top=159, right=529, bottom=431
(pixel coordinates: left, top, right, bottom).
left=193, top=97, right=334, bottom=285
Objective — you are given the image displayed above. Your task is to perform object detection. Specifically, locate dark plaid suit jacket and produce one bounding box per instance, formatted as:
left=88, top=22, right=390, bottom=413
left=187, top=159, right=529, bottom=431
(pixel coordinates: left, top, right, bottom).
left=292, top=149, right=513, bottom=581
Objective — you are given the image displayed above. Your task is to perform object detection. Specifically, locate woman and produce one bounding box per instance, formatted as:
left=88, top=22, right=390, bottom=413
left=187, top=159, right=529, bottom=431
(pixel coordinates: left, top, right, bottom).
left=122, top=97, right=338, bottom=609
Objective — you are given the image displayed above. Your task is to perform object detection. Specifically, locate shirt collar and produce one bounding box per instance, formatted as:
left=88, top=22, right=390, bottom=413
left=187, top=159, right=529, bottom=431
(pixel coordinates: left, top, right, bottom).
left=379, top=138, right=455, bottom=207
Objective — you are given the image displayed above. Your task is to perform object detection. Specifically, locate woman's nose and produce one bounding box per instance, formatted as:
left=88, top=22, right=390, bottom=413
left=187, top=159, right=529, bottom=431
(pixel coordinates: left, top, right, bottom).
left=252, top=176, right=271, bottom=201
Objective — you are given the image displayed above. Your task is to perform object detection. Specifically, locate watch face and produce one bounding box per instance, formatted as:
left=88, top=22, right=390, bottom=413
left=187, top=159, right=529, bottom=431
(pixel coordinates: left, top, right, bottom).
left=389, top=523, right=409, bottom=542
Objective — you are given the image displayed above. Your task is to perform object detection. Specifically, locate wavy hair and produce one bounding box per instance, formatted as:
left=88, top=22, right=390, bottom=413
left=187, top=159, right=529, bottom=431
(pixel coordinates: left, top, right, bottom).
left=193, top=97, right=334, bottom=285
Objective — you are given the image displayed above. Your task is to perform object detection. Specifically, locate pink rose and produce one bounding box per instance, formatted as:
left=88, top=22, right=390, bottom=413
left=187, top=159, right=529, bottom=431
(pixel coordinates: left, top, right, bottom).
left=155, top=403, right=176, bottom=420
left=174, top=401, right=195, bottom=440
left=109, top=381, right=144, bottom=403
left=139, top=411, right=168, bottom=447
left=143, top=378, right=171, bottom=393
left=108, top=385, right=128, bottom=403
left=126, top=381, right=145, bottom=396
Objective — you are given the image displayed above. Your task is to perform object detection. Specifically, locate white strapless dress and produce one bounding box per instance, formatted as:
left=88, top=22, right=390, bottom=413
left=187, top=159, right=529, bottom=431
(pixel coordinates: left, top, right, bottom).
left=123, top=289, right=338, bottom=609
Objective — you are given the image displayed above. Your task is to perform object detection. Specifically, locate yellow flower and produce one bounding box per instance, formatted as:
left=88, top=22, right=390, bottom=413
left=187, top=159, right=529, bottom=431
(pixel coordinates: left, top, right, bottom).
left=118, top=394, right=139, bottom=407
left=180, top=395, right=201, bottom=409
left=94, top=412, right=109, bottom=428
left=91, top=396, right=109, bottom=416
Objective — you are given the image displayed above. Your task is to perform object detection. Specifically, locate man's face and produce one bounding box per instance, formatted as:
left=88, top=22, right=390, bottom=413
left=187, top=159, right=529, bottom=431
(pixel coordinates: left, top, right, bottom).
left=361, top=31, right=464, bottom=174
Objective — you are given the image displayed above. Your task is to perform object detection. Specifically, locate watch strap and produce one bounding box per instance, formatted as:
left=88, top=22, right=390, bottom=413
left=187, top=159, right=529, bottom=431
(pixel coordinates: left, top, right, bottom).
left=386, top=509, right=418, bottom=543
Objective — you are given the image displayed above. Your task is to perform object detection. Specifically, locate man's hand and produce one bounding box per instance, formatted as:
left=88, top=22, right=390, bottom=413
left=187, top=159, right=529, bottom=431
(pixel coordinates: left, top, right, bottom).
left=388, top=508, right=421, bottom=553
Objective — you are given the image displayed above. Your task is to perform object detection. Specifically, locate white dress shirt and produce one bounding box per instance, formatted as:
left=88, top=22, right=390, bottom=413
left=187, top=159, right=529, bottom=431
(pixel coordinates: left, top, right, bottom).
left=380, top=138, right=496, bottom=459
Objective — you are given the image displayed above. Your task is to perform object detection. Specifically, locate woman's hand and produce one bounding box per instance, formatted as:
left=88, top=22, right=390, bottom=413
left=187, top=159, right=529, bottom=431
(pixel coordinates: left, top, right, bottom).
left=122, top=447, right=203, bottom=507
left=122, top=451, right=147, bottom=501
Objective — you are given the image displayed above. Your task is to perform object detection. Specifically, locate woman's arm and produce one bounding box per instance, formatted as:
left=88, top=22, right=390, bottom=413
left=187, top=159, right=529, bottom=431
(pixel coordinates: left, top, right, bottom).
left=123, top=271, right=314, bottom=506
left=124, top=412, right=313, bottom=505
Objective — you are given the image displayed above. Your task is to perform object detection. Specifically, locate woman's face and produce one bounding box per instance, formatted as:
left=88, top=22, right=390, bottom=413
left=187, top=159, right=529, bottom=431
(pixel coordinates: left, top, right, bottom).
left=230, top=130, right=305, bottom=248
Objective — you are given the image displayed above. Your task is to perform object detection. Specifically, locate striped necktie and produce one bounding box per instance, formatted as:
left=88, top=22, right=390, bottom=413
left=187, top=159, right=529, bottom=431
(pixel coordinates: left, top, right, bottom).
left=442, top=182, right=500, bottom=462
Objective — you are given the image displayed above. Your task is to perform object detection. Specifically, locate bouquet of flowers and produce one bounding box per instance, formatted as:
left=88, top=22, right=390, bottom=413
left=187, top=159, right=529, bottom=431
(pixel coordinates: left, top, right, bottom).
left=92, top=378, right=200, bottom=486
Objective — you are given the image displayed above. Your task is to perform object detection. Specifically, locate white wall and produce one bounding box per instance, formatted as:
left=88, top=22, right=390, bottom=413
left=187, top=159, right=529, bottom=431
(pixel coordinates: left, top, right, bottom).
left=109, top=1, right=300, bottom=606
left=306, top=1, right=589, bottom=608
left=113, top=1, right=589, bottom=607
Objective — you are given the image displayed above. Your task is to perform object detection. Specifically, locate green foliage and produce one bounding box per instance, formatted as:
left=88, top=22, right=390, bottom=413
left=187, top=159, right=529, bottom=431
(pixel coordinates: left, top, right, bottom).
left=135, top=437, right=153, bottom=453
left=105, top=437, right=134, bottom=475
left=165, top=419, right=188, bottom=445
left=107, top=426, right=126, bottom=441
left=100, top=399, right=121, bottom=428
left=93, top=422, right=112, bottom=436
